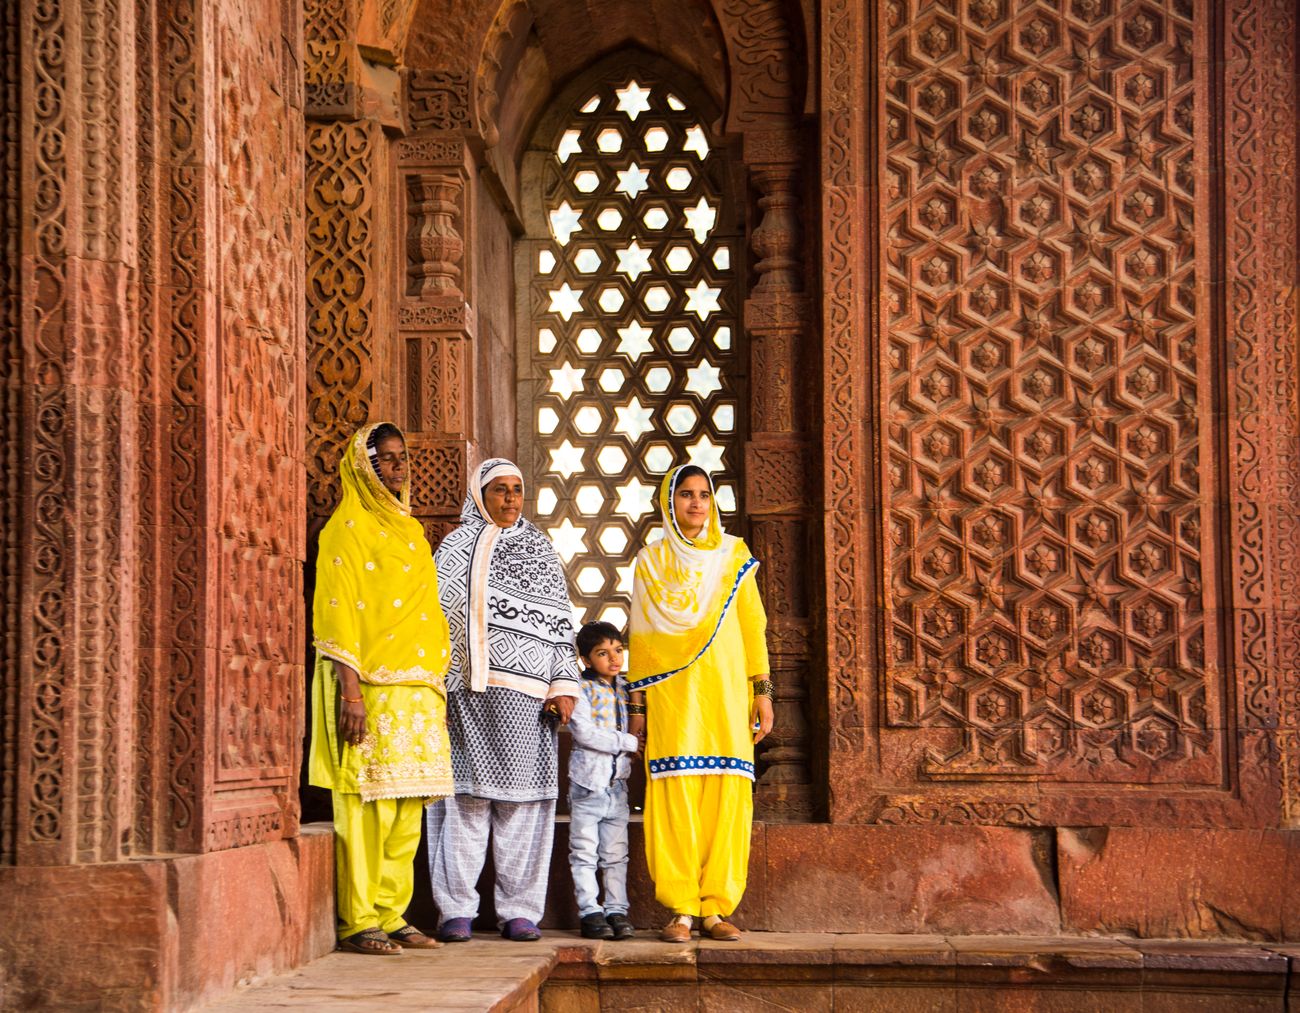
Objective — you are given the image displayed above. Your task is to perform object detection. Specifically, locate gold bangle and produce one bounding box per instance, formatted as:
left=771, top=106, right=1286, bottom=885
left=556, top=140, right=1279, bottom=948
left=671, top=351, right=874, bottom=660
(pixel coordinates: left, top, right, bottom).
left=340, top=692, right=363, bottom=704
left=626, top=703, right=647, bottom=715
left=752, top=678, right=774, bottom=699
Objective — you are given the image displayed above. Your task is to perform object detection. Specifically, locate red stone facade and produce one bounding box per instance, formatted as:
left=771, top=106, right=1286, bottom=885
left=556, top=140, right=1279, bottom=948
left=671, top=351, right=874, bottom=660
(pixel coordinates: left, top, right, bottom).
left=3, top=0, right=1299, bottom=1006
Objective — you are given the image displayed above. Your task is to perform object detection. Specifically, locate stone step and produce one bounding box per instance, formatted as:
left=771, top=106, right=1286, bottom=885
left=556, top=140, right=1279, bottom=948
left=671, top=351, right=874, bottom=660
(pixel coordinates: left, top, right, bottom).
left=198, top=932, right=1300, bottom=1012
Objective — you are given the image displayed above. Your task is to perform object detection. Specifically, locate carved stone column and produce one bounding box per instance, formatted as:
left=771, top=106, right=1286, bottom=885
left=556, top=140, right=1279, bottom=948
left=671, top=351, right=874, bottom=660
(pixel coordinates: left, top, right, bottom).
left=398, top=135, right=476, bottom=545
left=745, top=140, right=817, bottom=821
left=406, top=173, right=465, bottom=298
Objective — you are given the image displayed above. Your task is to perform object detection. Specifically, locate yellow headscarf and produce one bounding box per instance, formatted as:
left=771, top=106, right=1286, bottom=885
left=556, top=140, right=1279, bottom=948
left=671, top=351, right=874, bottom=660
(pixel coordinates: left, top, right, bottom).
left=311, top=422, right=451, bottom=686
left=627, top=466, right=758, bottom=690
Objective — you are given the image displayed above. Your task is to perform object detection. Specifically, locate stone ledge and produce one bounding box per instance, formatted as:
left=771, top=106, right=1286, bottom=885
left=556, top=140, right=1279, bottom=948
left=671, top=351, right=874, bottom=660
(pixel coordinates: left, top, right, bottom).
left=197, top=931, right=1300, bottom=1012
left=0, top=826, right=335, bottom=1013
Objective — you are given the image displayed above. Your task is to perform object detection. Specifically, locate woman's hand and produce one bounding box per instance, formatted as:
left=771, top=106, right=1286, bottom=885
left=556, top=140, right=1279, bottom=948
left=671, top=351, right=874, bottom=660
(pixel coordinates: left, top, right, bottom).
left=340, top=698, right=367, bottom=745
left=335, top=662, right=367, bottom=745
left=750, top=696, right=774, bottom=744
left=545, top=696, right=576, bottom=725
left=628, top=713, right=646, bottom=739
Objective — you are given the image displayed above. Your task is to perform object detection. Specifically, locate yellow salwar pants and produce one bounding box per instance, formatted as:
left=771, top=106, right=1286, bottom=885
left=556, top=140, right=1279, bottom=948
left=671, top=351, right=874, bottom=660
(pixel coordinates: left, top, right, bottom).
left=333, top=792, right=423, bottom=939
left=644, top=774, right=753, bottom=918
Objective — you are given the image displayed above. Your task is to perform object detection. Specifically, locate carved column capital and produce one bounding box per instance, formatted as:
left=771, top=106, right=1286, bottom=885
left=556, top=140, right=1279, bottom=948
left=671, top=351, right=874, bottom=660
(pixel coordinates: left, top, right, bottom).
left=749, top=164, right=802, bottom=295
left=406, top=173, right=465, bottom=301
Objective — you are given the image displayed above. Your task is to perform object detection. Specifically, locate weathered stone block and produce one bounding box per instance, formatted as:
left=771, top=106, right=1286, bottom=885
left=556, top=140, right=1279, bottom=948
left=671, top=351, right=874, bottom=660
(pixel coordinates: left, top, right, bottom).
left=763, top=825, right=1060, bottom=935
left=1057, top=828, right=1300, bottom=941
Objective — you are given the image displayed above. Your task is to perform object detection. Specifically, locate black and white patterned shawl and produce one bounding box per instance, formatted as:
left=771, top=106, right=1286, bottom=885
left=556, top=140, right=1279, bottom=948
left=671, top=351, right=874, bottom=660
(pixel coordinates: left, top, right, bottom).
left=434, top=459, right=582, bottom=701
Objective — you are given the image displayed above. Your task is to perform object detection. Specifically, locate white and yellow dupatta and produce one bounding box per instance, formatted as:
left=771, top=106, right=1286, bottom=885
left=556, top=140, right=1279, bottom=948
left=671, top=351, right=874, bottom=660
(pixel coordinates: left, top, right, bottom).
left=627, top=467, right=759, bottom=690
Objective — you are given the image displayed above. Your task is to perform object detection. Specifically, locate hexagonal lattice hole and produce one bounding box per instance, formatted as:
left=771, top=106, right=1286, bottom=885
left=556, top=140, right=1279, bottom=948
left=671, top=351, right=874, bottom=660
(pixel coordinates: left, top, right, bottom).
left=596, top=444, right=628, bottom=475
left=598, top=524, right=629, bottom=555
left=573, top=405, right=604, bottom=435
left=575, top=484, right=605, bottom=515
left=575, top=564, right=606, bottom=595
left=596, top=127, right=624, bottom=153
left=666, top=325, right=695, bottom=353
left=643, top=442, right=674, bottom=473
left=664, top=165, right=694, bottom=191
left=645, top=367, right=672, bottom=393
left=573, top=248, right=602, bottom=274
left=664, top=402, right=698, bottom=435
left=598, top=286, right=626, bottom=313
left=665, top=246, right=693, bottom=273
left=642, top=285, right=672, bottom=313
left=642, top=205, right=670, bottom=230
left=597, top=366, right=626, bottom=393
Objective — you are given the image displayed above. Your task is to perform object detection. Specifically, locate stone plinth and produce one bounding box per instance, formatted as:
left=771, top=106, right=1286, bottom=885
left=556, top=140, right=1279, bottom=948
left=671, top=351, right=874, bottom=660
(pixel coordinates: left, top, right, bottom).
left=0, top=826, right=334, bottom=1012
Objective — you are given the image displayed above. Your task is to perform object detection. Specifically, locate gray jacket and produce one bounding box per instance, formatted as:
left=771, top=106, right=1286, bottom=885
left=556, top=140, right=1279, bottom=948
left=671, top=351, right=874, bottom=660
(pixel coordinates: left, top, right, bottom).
left=567, top=674, right=638, bottom=791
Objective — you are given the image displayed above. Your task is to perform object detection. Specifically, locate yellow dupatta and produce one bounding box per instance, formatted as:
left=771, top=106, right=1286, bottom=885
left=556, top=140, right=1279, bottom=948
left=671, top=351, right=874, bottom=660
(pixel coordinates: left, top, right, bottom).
left=311, top=423, right=451, bottom=684
left=627, top=466, right=758, bottom=690
left=309, top=424, right=454, bottom=794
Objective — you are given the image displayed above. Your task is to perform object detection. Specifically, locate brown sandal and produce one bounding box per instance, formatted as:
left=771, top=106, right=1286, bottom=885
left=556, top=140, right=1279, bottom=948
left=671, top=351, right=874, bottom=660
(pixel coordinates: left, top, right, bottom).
left=388, top=925, right=443, bottom=949
left=339, top=928, right=403, bottom=955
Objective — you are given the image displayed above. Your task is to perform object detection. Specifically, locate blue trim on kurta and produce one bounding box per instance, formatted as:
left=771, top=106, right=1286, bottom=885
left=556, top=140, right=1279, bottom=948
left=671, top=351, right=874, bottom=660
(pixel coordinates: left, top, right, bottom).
left=647, top=754, right=755, bottom=779
left=626, top=556, right=759, bottom=690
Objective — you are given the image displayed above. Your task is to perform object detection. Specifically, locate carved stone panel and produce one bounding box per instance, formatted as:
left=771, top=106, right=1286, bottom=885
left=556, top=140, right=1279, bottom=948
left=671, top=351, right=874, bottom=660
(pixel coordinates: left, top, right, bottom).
left=306, top=119, right=379, bottom=534
left=880, top=0, right=1219, bottom=785
left=214, top=0, right=305, bottom=803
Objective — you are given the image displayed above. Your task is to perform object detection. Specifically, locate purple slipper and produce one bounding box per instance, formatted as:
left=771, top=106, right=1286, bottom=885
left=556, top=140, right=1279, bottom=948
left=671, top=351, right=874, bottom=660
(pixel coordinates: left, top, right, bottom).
left=437, top=917, right=473, bottom=942
left=500, top=917, right=541, bottom=942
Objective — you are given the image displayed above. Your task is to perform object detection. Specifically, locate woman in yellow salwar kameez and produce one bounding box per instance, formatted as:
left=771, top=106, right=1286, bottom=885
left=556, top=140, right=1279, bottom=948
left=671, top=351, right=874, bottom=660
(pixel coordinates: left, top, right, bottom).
left=309, top=422, right=455, bottom=955
left=628, top=464, right=774, bottom=942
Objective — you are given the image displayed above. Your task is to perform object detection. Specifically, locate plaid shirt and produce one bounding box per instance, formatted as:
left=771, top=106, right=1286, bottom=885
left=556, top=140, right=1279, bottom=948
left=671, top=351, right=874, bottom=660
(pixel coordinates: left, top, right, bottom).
left=567, top=673, right=638, bottom=791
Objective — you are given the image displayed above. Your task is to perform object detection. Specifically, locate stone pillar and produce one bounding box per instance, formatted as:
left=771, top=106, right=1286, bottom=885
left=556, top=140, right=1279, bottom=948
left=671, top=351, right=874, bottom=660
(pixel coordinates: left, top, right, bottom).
left=7, top=0, right=142, bottom=866
left=398, top=135, right=477, bottom=544
left=744, top=142, right=817, bottom=821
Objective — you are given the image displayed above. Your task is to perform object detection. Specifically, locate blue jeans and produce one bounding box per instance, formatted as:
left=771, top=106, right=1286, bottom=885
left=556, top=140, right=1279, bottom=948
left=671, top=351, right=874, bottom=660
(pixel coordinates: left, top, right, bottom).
left=568, top=780, right=630, bottom=918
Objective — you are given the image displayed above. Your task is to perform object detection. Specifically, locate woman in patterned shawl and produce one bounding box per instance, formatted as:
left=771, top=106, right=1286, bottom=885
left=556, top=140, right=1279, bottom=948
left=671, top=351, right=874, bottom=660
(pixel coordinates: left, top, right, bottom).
left=426, top=458, right=582, bottom=942
left=627, top=464, right=774, bottom=943
left=308, top=422, right=454, bottom=955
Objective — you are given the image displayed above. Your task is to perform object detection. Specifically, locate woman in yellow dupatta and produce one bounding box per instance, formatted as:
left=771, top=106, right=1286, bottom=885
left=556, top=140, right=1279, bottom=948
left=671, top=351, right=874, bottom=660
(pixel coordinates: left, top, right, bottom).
left=309, top=422, right=454, bottom=955
left=628, top=464, right=774, bottom=942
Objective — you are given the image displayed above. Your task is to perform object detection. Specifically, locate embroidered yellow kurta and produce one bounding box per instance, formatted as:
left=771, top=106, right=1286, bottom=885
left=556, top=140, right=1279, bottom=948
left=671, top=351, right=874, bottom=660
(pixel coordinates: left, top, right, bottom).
left=308, top=423, right=454, bottom=804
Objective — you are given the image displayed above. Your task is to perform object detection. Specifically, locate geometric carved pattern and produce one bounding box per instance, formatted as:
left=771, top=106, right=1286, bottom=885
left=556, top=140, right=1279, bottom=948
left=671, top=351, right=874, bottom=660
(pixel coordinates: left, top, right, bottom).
left=527, top=65, right=743, bottom=626
left=882, top=0, right=1218, bottom=781
left=408, top=440, right=465, bottom=513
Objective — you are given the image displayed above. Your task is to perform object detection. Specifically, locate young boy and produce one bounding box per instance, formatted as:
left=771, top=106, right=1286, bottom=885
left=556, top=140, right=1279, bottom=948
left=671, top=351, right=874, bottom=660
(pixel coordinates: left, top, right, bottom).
left=568, top=620, right=640, bottom=940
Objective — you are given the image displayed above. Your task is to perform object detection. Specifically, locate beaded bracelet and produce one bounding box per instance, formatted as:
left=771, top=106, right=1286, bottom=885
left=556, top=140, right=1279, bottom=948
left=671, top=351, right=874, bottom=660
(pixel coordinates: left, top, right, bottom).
left=752, top=678, right=775, bottom=699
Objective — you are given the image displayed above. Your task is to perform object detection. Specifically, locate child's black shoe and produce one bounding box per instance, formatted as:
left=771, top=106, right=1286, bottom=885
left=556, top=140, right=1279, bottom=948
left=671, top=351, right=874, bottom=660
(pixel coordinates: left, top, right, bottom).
left=607, top=913, right=635, bottom=940
left=580, top=913, right=614, bottom=939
